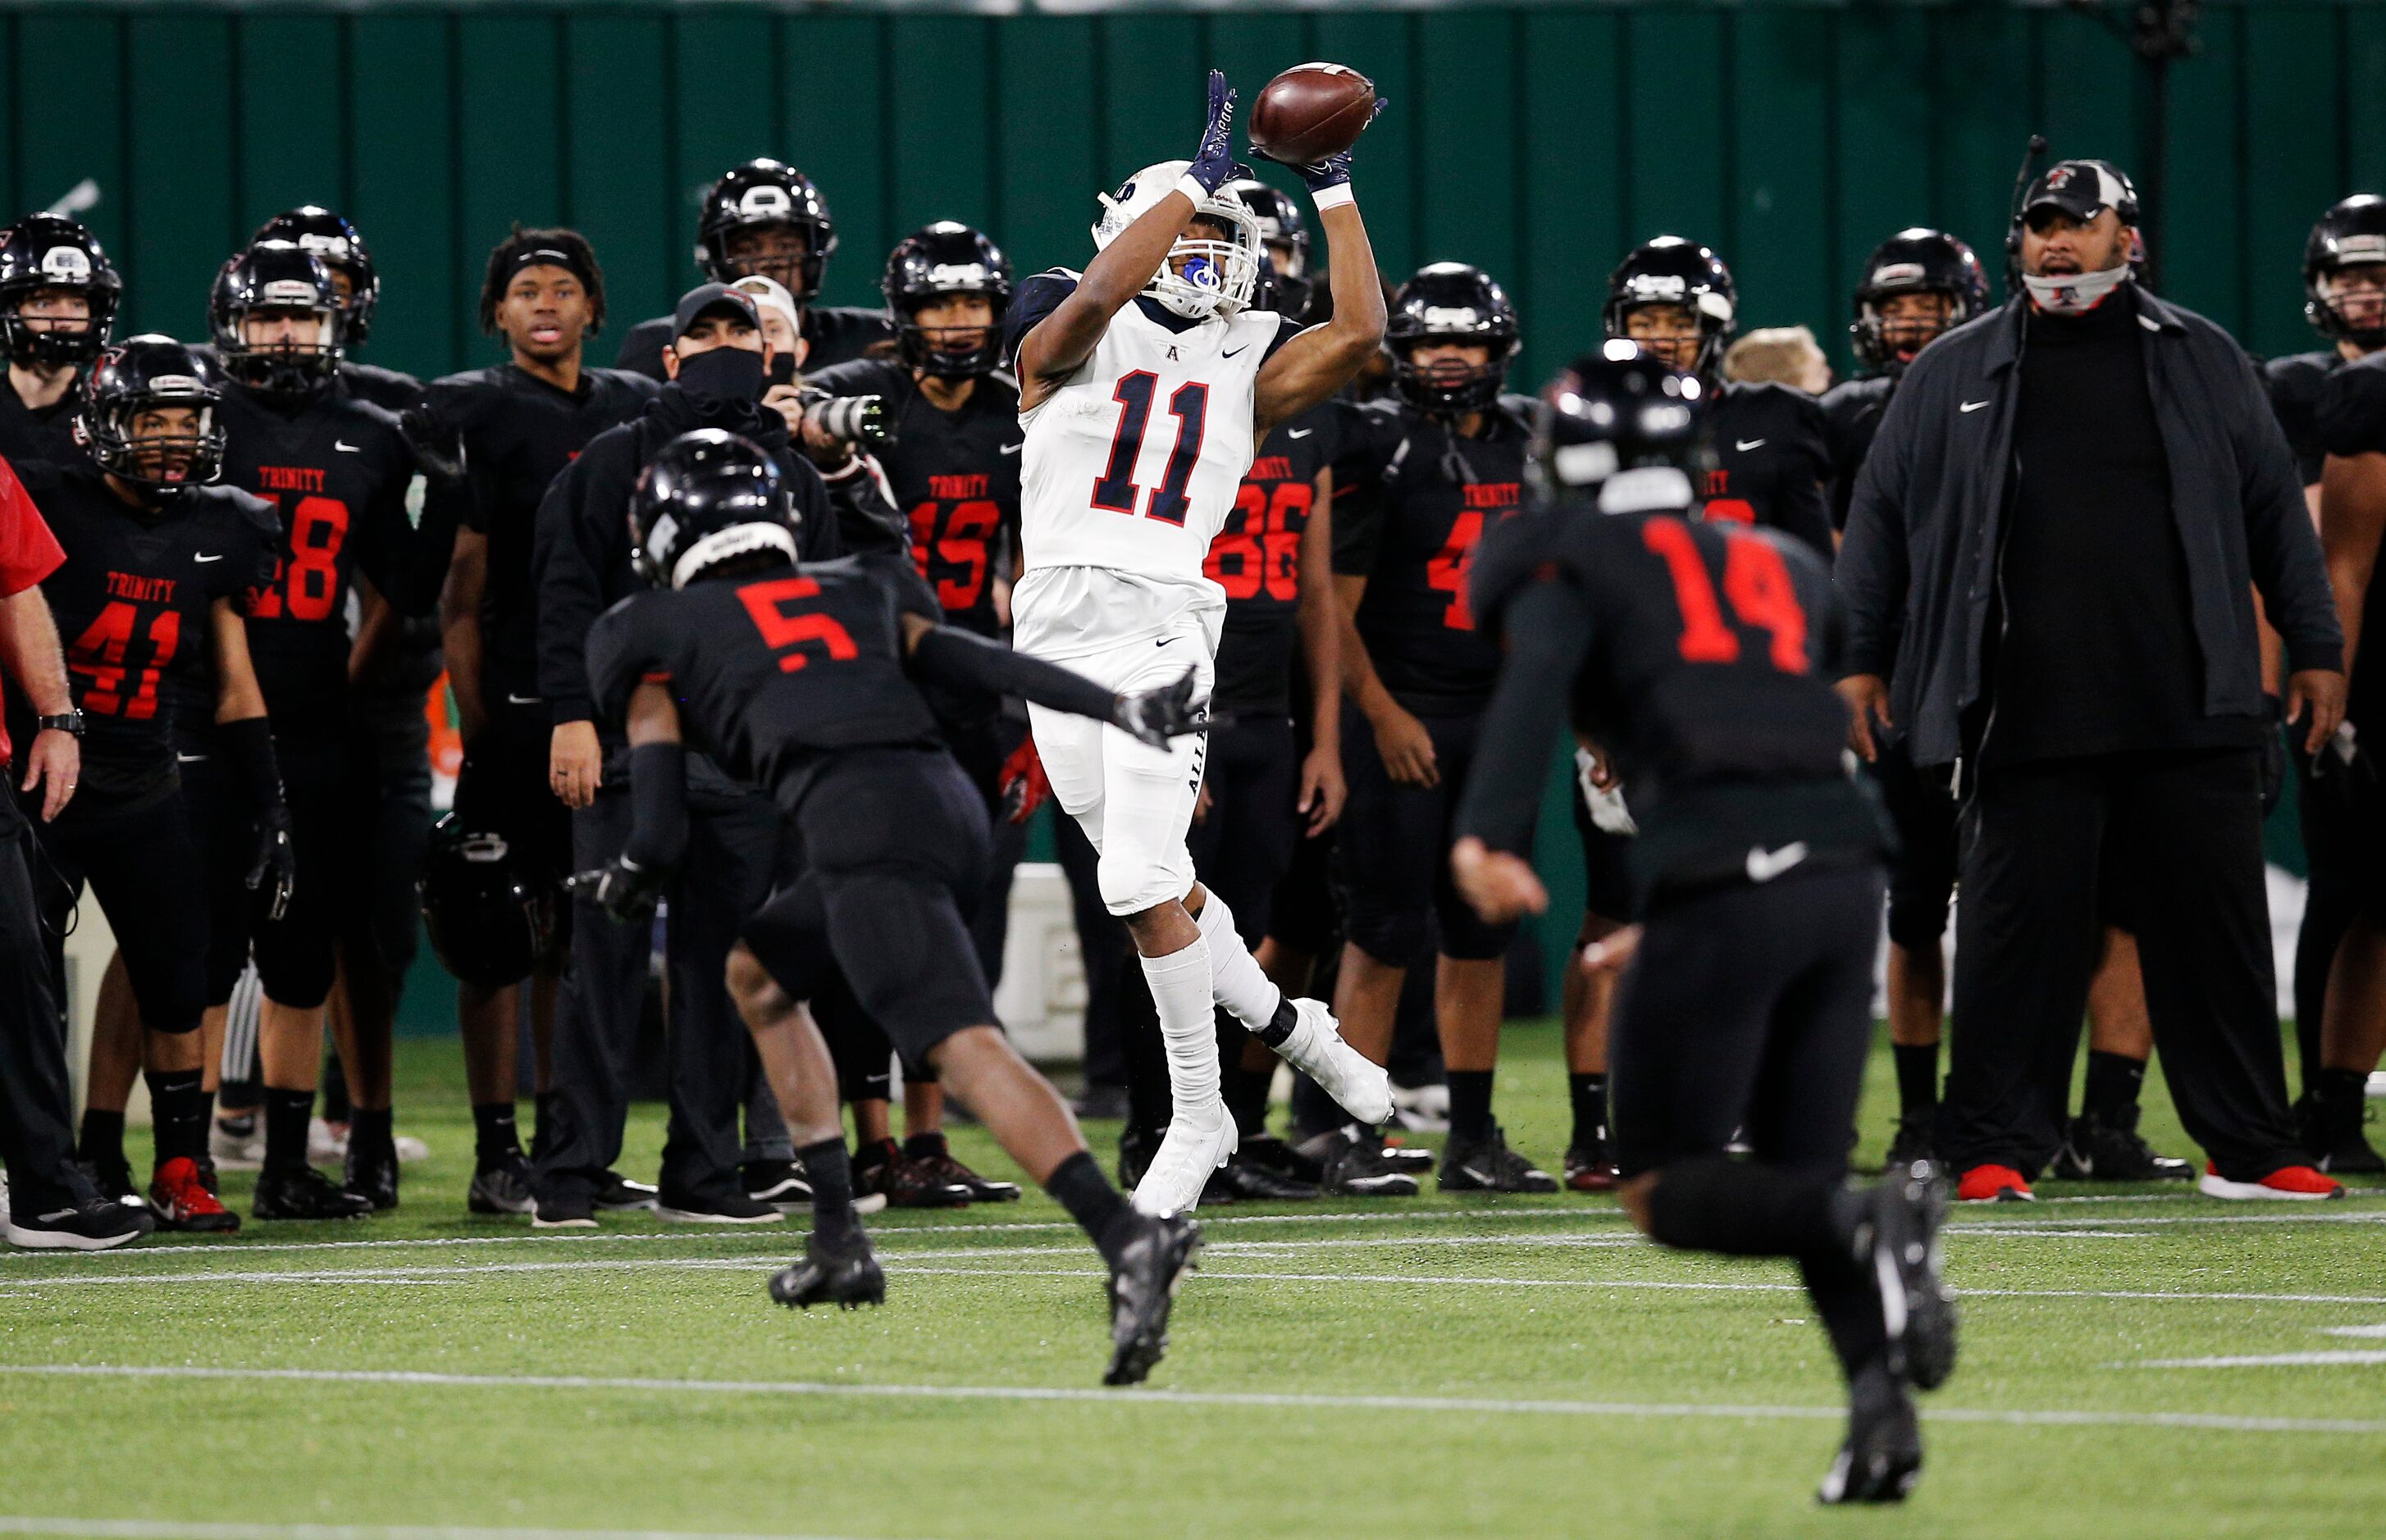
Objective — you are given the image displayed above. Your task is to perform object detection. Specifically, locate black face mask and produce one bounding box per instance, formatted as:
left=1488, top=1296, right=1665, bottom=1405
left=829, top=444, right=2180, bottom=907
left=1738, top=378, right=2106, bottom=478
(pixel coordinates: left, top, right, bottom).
left=674, top=345, right=767, bottom=403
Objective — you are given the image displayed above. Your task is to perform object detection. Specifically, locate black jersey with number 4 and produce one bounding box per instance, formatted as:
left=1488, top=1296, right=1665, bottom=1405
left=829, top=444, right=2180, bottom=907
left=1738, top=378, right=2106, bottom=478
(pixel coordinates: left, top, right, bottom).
left=1209, top=401, right=1335, bottom=715
left=1467, top=505, right=1883, bottom=900
left=1704, top=380, right=1836, bottom=560
left=1333, top=396, right=1533, bottom=713
left=588, top=551, right=947, bottom=808
left=806, top=358, right=1021, bottom=639
left=216, top=383, right=416, bottom=726
left=14, top=463, right=276, bottom=804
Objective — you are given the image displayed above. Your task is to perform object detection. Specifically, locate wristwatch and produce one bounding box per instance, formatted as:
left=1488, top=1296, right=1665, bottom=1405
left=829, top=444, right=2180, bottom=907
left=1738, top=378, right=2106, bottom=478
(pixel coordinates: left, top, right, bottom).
left=36, top=710, right=85, bottom=738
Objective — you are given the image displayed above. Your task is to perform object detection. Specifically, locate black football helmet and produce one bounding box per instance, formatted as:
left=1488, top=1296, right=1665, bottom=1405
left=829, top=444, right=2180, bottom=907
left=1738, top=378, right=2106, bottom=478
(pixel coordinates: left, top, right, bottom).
left=0, top=214, right=123, bottom=369
left=420, top=813, right=558, bottom=991
left=1385, top=263, right=1521, bottom=416
left=1604, top=237, right=1737, bottom=380
left=696, top=160, right=837, bottom=303
left=2305, top=194, right=2386, bottom=349
left=1531, top=341, right=1707, bottom=509
left=252, top=205, right=380, bottom=347
left=1226, top=179, right=1314, bottom=320
left=883, top=222, right=1014, bottom=379
left=210, top=241, right=343, bottom=397
left=78, top=335, right=228, bottom=498
left=628, top=429, right=801, bottom=590
left=1850, top=229, right=1990, bottom=376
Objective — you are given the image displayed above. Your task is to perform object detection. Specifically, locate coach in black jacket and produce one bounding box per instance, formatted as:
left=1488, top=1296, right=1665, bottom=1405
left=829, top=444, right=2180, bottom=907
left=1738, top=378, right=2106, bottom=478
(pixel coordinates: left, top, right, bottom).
left=528, top=284, right=899, bottom=1223
left=1836, top=161, right=2346, bottom=1201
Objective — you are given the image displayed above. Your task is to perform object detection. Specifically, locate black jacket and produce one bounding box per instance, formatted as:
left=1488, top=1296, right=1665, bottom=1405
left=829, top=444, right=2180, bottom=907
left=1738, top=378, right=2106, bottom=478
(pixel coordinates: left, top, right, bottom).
left=532, top=387, right=905, bottom=728
left=1838, top=289, right=2342, bottom=772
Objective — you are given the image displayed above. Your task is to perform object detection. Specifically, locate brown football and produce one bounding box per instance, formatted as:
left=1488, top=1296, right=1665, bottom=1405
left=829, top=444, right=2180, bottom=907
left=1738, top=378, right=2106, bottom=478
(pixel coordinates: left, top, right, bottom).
left=1249, top=63, right=1378, bottom=167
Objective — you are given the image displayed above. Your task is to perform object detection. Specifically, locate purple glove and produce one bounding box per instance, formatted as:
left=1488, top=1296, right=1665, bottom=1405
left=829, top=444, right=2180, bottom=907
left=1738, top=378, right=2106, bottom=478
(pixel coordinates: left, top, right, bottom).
left=1187, top=70, right=1239, bottom=195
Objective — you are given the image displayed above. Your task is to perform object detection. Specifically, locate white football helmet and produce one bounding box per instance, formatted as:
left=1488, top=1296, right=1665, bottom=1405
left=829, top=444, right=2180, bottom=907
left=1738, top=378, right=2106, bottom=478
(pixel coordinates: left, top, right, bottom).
left=1093, top=160, right=1263, bottom=321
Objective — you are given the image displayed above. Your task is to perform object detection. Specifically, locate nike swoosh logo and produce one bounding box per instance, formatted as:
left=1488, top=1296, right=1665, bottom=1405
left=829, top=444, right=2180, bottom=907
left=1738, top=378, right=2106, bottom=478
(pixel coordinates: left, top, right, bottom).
left=1223, top=344, right=1250, bottom=358
left=1735, top=439, right=1766, bottom=452
left=1745, top=841, right=1809, bottom=883
left=176, top=753, right=206, bottom=764
left=506, top=693, right=541, bottom=704
left=1154, top=636, right=1178, bottom=649
left=1959, top=400, right=1991, bottom=413
left=1000, top=443, right=1024, bottom=456
left=335, top=440, right=362, bottom=452
left=194, top=553, right=223, bottom=563
left=1287, top=429, right=1314, bottom=439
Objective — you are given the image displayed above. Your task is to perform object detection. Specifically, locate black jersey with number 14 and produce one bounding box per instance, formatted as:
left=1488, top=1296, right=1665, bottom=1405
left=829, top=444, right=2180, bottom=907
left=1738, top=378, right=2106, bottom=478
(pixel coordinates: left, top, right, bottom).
left=587, top=551, right=947, bottom=808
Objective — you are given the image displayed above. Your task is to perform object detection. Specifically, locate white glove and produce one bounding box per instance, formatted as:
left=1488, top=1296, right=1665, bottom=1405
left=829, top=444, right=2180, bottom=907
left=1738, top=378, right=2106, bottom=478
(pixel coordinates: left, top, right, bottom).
left=1575, top=747, right=1637, bottom=836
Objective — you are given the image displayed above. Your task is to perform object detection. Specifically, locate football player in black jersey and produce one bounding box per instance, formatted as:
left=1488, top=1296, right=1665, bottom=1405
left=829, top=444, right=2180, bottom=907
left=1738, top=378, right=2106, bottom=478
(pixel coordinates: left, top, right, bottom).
left=614, top=160, right=893, bottom=381
left=1454, top=348, right=1952, bottom=1506
left=571, top=429, right=1202, bottom=1380
left=0, top=214, right=121, bottom=477
left=1324, top=262, right=1549, bottom=1196
left=1604, top=236, right=1834, bottom=560
left=806, top=222, right=1038, bottom=1206
left=2272, top=195, right=2386, bottom=1144
left=2300, top=344, right=2386, bottom=1173
left=198, top=242, right=425, bottom=1217
left=18, top=338, right=289, bottom=1233
left=418, top=228, right=660, bottom=1215
left=249, top=206, right=419, bottom=413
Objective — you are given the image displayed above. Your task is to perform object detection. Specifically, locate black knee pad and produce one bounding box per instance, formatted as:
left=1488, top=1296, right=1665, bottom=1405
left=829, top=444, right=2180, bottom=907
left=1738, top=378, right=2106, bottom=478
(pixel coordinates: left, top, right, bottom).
left=1339, top=893, right=1429, bottom=968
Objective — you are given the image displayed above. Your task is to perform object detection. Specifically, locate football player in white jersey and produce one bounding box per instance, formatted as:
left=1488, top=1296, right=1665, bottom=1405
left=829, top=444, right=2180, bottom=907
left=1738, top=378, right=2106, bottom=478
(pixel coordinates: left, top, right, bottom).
left=1008, top=71, right=1393, bottom=1214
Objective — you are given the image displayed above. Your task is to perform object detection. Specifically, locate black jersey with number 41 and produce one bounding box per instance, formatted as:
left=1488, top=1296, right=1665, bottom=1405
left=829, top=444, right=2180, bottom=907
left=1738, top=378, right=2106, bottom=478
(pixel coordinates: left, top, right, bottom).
left=587, top=551, right=948, bottom=808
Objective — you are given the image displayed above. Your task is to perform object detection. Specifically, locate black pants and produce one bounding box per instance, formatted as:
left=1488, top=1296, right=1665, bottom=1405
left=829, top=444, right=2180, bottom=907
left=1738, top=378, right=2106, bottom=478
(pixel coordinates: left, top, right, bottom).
left=344, top=679, right=435, bottom=994
left=0, top=791, right=81, bottom=1213
left=1943, top=748, right=2302, bottom=1179
left=1056, top=809, right=1129, bottom=1088
left=1335, top=704, right=1524, bottom=964
left=536, top=773, right=779, bottom=1206
left=21, top=786, right=209, bottom=1037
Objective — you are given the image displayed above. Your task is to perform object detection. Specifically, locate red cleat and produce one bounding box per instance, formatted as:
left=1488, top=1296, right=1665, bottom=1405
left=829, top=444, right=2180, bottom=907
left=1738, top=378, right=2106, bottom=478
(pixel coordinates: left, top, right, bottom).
left=1955, top=1164, right=2034, bottom=1203
left=2197, top=1162, right=2345, bottom=1201
left=148, top=1156, right=241, bottom=1233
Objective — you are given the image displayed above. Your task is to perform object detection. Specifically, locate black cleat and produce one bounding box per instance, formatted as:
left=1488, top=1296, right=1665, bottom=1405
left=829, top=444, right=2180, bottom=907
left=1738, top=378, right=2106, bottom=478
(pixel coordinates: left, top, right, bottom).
left=1300, top=1128, right=1421, bottom=1197
left=468, top=1154, right=536, bottom=1215
left=1210, top=1155, right=1321, bottom=1201
left=253, top=1164, right=374, bottom=1221
left=2050, top=1111, right=2192, bottom=1182
left=2297, top=1087, right=2386, bottom=1175
left=6, top=1193, right=154, bottom=1251
left=769, top=1232, right=885, bottom=1310
left=1564, top=1123, right=1621, bottom=1193
left=743, top=1160, right=814, bottom=1211
left=344, top=1138, right=400, bottom=1213
left=1883, top=1115, right=1935, bottom=1173
left=1868, top=1160, right=1958, bottom=1392
left=1237, top=1133, right=1325, bottom=1185
left=75, top=1155, right=143, bottom=1210
left=906, top=1135, right=1023, bottom=1203
left=1818, top=1361, right=1923, bottom=1504
left=1104, top=1212, right=1201, bottom=1386
left=853, top=1139, right=971, bottom=1210
left=531, top=1191, right=597, bottom=1229
left=595, top=1169, right=660, bottom=1210
left=1439, top=1124, right=1561, bottom=1194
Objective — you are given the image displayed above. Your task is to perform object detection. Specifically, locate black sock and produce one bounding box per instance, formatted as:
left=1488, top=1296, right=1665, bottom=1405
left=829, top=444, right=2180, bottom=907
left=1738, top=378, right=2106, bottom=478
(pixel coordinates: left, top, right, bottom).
left=1567, top=1073, right=1609, bottom=1150
left=472, top=1101, right=521, bottom=1165
left=1892, top=1042, right=1939, bottom=1121
left=2316, top=1066, right=2366, bottom=1103
left=78, top=1108, right=126, bottom=1169
left=2081, top=1050, right=2146, bottom=1126
left=1447, top=1069, right=1495, bottom=1144
left=901, top=1132, right=947, bottom=1161
left=1800, top=1246, right=1891, bottom=1381
left=1227, top=1062, right=1273, bottom=1137
left=1645, top=1152, right=1864, bottom=1259
left=1045, top=1150, right=1134, bottom=1262
left=144, top=1068, right=208, bottom=1168
left=352, top=1105, right=395, bottom=1155
left=263, top=1087, right=316, bottom=1174
left=801, top=1138, right=858, bottom=1246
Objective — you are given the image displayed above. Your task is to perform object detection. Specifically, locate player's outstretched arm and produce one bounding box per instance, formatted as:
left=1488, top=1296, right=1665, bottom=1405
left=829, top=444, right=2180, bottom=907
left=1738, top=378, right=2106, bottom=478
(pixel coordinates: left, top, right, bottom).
left=901, top=615, right=1204, bottom=749
left=1450, top=576, right=1595, bottom=923
left=1016, top=71, right=1241, bottom=403
left=1253, top=109, right=1389, bottom=435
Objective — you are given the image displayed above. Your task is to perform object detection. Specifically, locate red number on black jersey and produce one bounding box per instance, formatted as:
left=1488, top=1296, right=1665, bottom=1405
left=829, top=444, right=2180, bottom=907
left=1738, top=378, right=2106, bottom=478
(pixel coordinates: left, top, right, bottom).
left=247, top=494, right=350, bottom=622
left=909, top=498, right=1001, bottom=613
left=1205, top=480, right=1309, bottom=601
left=1425, top=510, right=1485, bottom=631
left=1642, top=518, right=1809, bottom=672
left=70, top=601, right=182, bottom=720
left=737, top=576, right=860, bottom=673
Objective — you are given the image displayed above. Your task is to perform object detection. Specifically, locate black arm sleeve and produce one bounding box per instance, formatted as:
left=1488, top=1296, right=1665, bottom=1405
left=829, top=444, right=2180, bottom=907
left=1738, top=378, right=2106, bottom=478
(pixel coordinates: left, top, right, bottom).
left=532, top=441, right=624, bottom=726
left=217, top=716, right=288, bottom=815
left=907, top=624, right=1117, bottom=724
left=1452, top=577, right=1595, bottom=855
left=622, top=740, right=690, bottom=870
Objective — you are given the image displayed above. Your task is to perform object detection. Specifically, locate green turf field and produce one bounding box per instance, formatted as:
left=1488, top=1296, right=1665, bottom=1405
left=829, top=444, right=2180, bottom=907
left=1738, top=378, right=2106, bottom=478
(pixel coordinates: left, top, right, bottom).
left=2, top=1023, right=2381, bottom=1540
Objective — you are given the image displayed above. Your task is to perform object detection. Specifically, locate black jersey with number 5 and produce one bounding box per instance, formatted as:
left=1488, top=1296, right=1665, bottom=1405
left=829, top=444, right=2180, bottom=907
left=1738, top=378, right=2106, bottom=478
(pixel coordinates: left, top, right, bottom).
left=17, top=463, right=276, bottom=805
left=1208, top=401, right=1335, bottom=715
left=586, top=551, right=947, bottom=808
left=216, top=383, right=416, bottom=727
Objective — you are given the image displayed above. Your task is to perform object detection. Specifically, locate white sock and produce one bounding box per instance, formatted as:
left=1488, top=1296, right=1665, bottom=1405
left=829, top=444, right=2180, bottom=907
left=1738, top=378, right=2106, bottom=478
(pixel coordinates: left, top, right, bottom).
left=1194, top=892, right=1284, bottom=1032
left=1139, top=938, right=1220, bottom=1112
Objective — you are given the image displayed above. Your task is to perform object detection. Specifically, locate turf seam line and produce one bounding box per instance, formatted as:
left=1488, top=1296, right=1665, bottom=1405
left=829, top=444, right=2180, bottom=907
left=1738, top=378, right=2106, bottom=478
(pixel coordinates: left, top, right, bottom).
left=2, top=1365, right=2379, bottom=1436
left=0, top=1519, right=910, bottom=1540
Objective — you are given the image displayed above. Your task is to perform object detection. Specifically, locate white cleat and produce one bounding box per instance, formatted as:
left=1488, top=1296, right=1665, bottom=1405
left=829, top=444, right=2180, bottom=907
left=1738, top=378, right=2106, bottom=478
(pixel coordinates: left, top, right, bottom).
left=1132, top=1099, right=1237, bottom=1217
left=1275, top=998, right=1393, bottom=1127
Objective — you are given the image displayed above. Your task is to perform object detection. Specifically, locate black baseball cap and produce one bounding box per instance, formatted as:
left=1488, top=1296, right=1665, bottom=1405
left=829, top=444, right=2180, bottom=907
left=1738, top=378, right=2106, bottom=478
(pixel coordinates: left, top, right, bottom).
left=673, top=281, right=760, bottom=338
left=2023, top=160, right=2141, bottom=227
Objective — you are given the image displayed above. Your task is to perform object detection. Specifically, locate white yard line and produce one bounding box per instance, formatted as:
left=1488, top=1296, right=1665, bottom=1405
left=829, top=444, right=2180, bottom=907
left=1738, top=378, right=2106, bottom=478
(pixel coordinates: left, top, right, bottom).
left=1, top=1363, right=2378, bottom=1436
left=2129, top=1351, right=2386, bottom=1369
left=0, top=1520, right=906, bottom=1540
